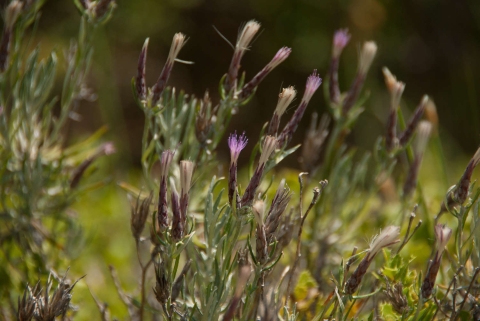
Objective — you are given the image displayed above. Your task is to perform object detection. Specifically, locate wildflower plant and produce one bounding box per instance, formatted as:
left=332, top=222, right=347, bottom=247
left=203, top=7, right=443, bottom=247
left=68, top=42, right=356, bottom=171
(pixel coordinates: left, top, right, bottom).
left=98, top=16, right=480, bottom=321
left=4, top=1, right=480, bottom=320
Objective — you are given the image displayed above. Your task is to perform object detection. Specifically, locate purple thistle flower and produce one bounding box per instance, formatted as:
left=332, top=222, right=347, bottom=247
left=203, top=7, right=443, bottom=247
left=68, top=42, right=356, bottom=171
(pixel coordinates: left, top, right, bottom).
left=228, top=132, right=248, bottom=165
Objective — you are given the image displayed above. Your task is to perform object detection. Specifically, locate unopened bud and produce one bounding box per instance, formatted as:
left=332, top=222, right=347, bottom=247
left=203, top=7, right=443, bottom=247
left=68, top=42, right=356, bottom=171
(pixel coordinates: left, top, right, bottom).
left=152, top=33, right=187, bottom=105
left=238, top=47, right=291, bottom=101
left=224, top=20, right=261, bottom=93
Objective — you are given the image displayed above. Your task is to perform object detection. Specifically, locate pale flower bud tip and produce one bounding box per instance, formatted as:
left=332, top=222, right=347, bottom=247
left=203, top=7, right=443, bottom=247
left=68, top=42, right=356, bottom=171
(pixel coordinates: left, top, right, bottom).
left=259, top=136, right=277, bottom=165
left=168, top=33, right=187, bottom=63
left=237, top=20, right=261, bottom=50
left=434, top=224, right=452, bottom=253
left=359, top=41, right=377, bottom=75
left=333, top=29, right=350, bottom=57
left=369, top=226, right=400, bottom=257
left=275, top=86, right=297, bottom=116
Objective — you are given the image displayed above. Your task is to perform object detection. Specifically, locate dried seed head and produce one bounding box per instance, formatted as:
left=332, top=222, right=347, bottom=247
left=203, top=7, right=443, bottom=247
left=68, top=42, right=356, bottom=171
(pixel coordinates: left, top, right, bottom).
left=259, top=136, right=277, bottom=166
left=275, top=86, right=297, bottom=117
left=384, top=282, right=409, bottom=314
left=130, top=192, right=153, bottom=240
left=180, top=160, right=194, bottom=197
left=368, top=226, right=400, bottom=259
left=228, top=132, right=248, bottom=165
left=434, top=224, right=452, bottom=257
left=135, top=38, right=149, bottom=101
left=332, top=29, right=350, bottom=58
left=359, top=41, right=377, bottom=75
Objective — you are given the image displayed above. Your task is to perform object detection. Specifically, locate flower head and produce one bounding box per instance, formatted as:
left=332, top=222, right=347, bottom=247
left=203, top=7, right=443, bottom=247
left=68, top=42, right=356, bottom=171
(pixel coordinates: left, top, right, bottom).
left=302, top=70, right=322, bottom=104
left=359, top=41, right=377, bottom=75
left=237, top=20, right=261, bottom=51
left=266, top=47, right=292, bottom=70
left=275, top=86, right=296, bottom=117
left=259, top=136, right=277, bottom=166
left=434, top=224, right=452, bottom=256
left=332, top=29, right=350, bottom=58
left=228, top=132, right=248, bottom=165
left=368, top=225, right=400, bottom=259
left=180, top=160, right=194, bottom=196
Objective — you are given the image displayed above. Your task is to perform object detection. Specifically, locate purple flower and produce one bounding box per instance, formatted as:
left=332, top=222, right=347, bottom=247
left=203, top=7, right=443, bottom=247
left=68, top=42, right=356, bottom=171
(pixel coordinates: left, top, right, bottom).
left=304, top=70, right=322, bottom=103
left=228, top=132, right=248, bottom=165
left=333, top=29, right=350, bottom=58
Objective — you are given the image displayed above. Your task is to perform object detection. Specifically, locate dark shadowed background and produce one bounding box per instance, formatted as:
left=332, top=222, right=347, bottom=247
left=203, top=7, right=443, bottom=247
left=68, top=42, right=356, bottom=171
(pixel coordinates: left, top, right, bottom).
left=35, top=0, right=480, bottom=167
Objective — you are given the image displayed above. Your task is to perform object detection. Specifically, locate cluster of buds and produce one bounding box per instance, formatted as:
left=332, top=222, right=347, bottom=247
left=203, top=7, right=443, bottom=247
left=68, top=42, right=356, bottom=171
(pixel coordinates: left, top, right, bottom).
left=223, top=20, right=291, bottom=101
left=341, top=41, right=377, bottom=114
left=0, top=0, right=23, bottom=72
left=329, top=29, right=350, bottom=104
left=135, top=33, right=187, bottom=107
left=440, top=147, right=480, bottom=214
left=276, top=70, right=322, bottom=148
left=403, top=121, right=432, bottom=197
left=16, top=272, right=80, bottom=321
left=382, top=67, right=406, bottom=151
left=344, top=226, right=400, bottom=295
left=253, top=180, right=291, bottom=265
left=421, top=224, right=452, bottom=298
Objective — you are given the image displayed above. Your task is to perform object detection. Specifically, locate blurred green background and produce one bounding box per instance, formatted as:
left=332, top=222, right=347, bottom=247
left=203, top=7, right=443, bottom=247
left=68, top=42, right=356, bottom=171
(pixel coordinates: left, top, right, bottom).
left=19, top=0, right=480, bottom=318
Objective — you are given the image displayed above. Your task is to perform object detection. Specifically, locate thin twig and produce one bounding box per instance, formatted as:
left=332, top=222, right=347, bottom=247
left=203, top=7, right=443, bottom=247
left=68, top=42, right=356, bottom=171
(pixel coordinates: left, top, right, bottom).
left=285, top=180, right=327, bottom=304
